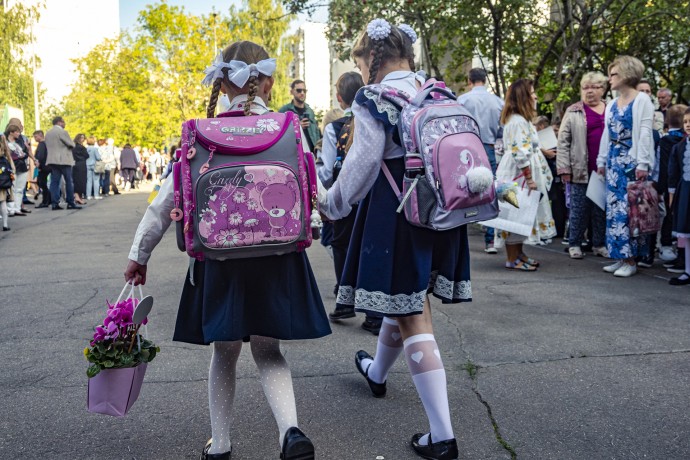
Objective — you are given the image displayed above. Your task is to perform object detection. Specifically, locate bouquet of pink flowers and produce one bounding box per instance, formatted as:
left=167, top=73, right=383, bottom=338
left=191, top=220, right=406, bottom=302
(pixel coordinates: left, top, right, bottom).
left=84, top=297, right=158, bottom=378
left=85, top=285, right=158, bottom=417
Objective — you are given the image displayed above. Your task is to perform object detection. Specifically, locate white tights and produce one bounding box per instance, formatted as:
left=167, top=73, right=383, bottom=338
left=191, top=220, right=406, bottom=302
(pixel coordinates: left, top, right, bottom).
left=1, top=201, right=7, bottom=228
left=207, top=336, right=298, bottom=454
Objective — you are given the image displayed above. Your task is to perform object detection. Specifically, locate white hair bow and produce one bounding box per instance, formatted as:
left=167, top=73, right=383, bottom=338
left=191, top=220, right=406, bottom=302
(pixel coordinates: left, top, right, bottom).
left=201, top=53, right=277, bottom=87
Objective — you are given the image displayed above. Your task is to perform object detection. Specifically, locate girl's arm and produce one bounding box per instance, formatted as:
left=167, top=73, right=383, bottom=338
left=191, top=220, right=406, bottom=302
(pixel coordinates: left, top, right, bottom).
left=322, top=102, right=385, bottom=220
left=127, top=176, right=175, bottom=267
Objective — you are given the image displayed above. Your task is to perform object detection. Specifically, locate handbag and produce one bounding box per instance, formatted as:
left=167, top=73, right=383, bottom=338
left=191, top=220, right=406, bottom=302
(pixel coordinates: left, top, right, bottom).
left=94, top=160, right=106, bottom=174
left=627, top=180, right=660, bottom=237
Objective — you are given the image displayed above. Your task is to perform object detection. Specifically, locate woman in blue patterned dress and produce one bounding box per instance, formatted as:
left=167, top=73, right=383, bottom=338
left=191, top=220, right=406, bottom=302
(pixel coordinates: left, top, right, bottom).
left=596, top=56, right=656, bottom=277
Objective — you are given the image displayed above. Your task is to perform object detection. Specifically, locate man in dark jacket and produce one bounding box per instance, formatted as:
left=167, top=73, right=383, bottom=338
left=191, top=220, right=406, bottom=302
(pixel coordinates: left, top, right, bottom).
left=278, top=80, right=321, bottom=151
left=32, top=130, right=51, bottom=208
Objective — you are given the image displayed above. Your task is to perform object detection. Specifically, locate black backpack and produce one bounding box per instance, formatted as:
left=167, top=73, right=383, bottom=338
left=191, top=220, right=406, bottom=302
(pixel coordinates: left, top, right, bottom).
left=0, top=157, right=13, bottom=189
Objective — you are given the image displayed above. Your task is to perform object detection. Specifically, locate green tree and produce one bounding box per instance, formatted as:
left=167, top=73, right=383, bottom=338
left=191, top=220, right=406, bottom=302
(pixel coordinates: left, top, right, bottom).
left=0, top=1, right=44, bottom=133
left=285, top=0, right=690, bottom=118
left=61, top=0, right=294, bottom=147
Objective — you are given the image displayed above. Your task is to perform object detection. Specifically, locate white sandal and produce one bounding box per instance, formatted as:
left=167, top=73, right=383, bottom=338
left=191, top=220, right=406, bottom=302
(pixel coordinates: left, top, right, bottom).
left=569, top=247, right=583, bottom=259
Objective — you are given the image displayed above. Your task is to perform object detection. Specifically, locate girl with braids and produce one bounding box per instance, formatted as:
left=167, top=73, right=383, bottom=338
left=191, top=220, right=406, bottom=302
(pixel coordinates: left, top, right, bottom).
left=318, top=20, right=466, bottom=460
left=124, top=40, right=328, bottom=460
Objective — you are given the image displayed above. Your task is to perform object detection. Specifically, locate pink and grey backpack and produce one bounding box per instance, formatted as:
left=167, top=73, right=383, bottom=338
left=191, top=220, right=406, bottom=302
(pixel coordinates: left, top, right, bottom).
left=171, top=111, right=318, bottom=260
left=364, top=82, right=498, bottom=230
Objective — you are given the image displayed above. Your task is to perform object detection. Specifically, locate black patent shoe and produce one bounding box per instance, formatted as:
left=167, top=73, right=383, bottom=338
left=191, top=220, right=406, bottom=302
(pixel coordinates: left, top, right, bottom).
left=200, top=439, right=232, bottom=460
left=669, top=273, right=690, bottom=286
left=411, top=433, right=458, bottom=460
left=328, top=307, right=355, bottom=320
left=280, top=426, right=315, bottom=460
left=354, top=350, right=386, bottom=398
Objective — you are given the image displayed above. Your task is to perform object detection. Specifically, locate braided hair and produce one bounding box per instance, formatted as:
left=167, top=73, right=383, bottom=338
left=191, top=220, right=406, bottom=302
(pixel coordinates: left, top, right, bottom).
left=245, top=76, right=259, bottom=117
left=351, top=23, right=416, bottom=85
left=205, top=41, right=270, bottom=118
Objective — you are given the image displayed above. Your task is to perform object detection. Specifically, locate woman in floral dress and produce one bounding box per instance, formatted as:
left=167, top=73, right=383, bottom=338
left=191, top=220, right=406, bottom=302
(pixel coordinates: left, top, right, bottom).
left=596, top=56, right=656, bottom=277
left=496, top=78, right=556, bottom=271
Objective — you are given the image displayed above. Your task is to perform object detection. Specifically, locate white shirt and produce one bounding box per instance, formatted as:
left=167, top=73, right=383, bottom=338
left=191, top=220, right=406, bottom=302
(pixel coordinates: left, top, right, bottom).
left=322, top=71, right=420, bottom=220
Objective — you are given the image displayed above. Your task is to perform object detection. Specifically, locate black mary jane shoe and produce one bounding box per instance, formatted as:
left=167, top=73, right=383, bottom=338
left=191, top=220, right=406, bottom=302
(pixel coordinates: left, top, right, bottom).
left=280, top=426, right=315, bottom=460
left=328, top=307, right=355, bottom=321
left=411, top=433, right=458, bottom=460
left=200, top=439, right=232, bottom=460
left=669, top=273, right=690, bottom=286
left=354, top=350, right=386, bottom=398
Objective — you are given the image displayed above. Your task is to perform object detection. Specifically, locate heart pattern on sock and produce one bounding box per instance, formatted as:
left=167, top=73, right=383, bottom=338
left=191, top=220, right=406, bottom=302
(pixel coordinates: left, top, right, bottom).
left=411, top=351, right=424, bottom=363
left=433, top=349, right=441, bottom=359
left=391, top=332, right=402, bottom=341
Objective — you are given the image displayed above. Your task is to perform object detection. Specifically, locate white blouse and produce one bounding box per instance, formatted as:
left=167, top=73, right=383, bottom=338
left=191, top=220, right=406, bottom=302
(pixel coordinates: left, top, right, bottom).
left=322, top=71, right=421, bottom=220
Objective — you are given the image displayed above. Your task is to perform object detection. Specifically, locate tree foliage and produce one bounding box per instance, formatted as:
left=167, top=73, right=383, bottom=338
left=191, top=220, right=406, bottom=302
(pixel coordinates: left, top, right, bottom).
left=285, top=0, right=690, bottom=118
left=0, top=1, right=43, bottom=133
left=62, top=0, right=294, bottom=147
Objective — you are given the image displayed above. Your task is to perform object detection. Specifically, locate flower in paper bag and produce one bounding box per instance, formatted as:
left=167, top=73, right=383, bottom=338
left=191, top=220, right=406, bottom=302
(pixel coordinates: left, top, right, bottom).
left=84, top=296, right=159, bottom=378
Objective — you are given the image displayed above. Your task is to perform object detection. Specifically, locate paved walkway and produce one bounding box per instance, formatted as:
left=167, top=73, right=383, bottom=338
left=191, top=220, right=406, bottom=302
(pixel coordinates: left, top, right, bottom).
left=1, top=188, right=688, bottom=459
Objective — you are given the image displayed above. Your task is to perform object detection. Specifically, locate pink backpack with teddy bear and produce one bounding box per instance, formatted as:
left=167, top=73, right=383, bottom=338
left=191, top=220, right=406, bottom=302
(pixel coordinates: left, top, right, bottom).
left=172, top=110, right=319, bottom=260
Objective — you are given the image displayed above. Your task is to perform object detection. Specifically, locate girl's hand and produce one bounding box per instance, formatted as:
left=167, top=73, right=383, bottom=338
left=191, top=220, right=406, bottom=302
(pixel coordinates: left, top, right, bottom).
left=635, top=169, right=648, bottom=181
left=124, top=260, right=147, bottom=286
left=561, top=174, right=571, bottom=183
left=597, top=167, right=605, bottom=176
left=526, top=179, right=537, bottom=192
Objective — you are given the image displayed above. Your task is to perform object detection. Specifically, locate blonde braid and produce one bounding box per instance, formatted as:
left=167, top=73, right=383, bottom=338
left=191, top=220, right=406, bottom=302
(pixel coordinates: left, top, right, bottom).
left=244, top=75, right=258, bottom=116
left=207, top=77, right=223, bottom=118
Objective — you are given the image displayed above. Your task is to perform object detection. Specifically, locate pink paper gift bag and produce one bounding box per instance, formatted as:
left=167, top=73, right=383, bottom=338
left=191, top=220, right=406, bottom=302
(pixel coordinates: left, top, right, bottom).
left=87, top=363, right=147, bottom=417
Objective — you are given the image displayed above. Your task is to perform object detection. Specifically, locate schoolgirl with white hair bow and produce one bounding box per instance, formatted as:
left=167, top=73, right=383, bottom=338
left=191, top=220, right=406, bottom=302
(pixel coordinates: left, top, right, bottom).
left=124, top=40, right=329, bottom=460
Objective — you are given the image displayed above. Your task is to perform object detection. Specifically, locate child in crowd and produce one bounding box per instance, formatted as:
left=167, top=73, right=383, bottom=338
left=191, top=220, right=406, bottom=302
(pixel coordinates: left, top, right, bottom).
left=0, top=135, right=16, bottom=231
left=658, top=104, right=688, bottom=265
left=667, top=107, right=690, bottom=285
left=319, top=19, right=468, bottom=460
left=124, top=40, right=329, bottom=460
left=320, top=71, right=384, bottom=335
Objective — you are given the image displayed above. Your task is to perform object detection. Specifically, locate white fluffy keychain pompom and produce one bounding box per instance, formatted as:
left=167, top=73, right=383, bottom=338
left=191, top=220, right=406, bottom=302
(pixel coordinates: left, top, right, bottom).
left=466, top=166, right=494, bottom=194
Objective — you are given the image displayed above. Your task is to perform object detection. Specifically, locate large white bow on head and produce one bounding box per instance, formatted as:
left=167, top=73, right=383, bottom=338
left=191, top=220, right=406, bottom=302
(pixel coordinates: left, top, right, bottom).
left=201, top=53, right=277, bottom=87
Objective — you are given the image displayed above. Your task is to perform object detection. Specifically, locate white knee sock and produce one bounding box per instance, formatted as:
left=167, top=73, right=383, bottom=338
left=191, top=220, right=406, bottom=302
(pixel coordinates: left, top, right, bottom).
left=250, top=336, right=298, bottom=447
left=404, top=334, right=454, bottom=445
left=1, top=201, right=8, bottom=227
left=361, top=317, right=404, bottom=384
left=208, top=341, right=242, bottom=454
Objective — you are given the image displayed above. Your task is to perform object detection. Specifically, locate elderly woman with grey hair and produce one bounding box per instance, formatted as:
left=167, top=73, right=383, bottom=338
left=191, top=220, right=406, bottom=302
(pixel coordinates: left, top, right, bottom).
left=557, top=71, right=609, bottom=259
left=596, top=56, right=655, bottom=278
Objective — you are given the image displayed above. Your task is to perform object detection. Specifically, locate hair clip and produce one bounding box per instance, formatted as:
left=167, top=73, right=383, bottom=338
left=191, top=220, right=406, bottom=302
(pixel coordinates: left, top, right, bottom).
left=367, top=18, right=392, bottom=41
left=398, top=24, right=417, bottom=43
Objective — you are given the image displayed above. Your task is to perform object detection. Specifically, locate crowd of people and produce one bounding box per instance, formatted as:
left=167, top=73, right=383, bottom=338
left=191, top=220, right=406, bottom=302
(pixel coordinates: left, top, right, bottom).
left=0, top=116, right=171, bottom=230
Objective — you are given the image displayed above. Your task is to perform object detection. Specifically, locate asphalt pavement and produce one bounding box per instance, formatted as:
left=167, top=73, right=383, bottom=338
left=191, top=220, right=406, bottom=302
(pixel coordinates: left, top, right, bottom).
left=1, top=186, right=688, bottom=460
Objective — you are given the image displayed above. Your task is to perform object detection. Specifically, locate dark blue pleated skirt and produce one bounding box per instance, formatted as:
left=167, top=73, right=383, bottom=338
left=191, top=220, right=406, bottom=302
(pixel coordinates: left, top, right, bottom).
left=336, top=158, right=472, bottom=317
left=173, top=252, right=331, bottom=345
left=672, top=180, right=690, bottom=235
